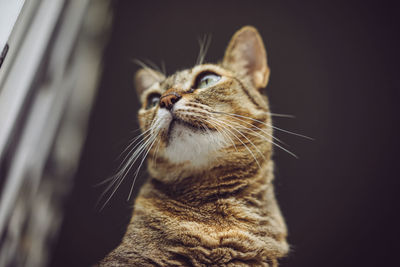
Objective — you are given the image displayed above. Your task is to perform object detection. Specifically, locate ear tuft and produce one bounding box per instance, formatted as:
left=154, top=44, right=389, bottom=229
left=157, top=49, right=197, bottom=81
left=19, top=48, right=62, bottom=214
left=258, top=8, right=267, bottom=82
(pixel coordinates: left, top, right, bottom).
left=222, top=26, right=270, bottom=90
left=134, top=68, right=165, bottom=96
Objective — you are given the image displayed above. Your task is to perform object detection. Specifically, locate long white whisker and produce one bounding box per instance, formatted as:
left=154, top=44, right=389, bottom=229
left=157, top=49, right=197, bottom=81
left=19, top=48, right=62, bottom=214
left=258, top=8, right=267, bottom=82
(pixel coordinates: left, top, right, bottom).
left=268, top=112, right=295, bottom=118
left=196, top=34, right=212, bottom=65
left=207, top=117, right=261, bottom=169
left=144, top=59, right=165, bottom=76
left=133, top=59, right=163, bottom=80
left=204, top=120, right=237, bottom=151
left=98, top=132, right=158, bottom=210
left=210, top=117, right=265, bottom=162
left=214, top=123, right=239, bottom=152
left=214, top=111, right=313, bottom=140
left=187, top=102, right=291, bottom=118
left=95, top=134, right=151, bottom=188
left=214, top=113, right=286, bottom=145
left=117, top=130, right=153, bottom=169
left=118, top=135, right=154, bottom=176
left=117, top=128, right=150, bottom=160
left=218, top=117, right=298, bottom=158
left=161, top=60, right=166, bottom=76
left=177, top=108, right=299, bottom=158
left=127, top=132, right=159, bottom=201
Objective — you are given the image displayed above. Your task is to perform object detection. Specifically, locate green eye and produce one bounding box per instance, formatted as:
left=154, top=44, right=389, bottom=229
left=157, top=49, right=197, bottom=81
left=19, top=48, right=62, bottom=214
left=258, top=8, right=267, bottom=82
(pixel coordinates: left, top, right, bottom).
left=195, top=72, right=221, bottom=89
left=146, top=93, right=160, bottom=109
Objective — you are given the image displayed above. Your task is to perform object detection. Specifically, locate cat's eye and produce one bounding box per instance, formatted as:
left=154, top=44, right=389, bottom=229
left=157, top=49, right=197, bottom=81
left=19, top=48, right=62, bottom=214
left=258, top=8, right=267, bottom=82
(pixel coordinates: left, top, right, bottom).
left=195, top=72, right=221, bottom=89
left=146, top=93, right=161, bottom=109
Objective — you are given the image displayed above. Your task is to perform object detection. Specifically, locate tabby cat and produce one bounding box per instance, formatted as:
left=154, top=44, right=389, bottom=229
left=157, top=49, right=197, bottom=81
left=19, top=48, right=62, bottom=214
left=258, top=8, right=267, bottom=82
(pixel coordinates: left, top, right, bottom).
left=100, top=26, right=289, bottom=266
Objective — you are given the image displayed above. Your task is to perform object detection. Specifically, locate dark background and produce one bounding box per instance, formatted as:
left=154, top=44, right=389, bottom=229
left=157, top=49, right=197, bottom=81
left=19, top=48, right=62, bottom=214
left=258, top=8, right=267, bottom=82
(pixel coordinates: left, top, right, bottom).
left=51, top=1, right=400, bottom=266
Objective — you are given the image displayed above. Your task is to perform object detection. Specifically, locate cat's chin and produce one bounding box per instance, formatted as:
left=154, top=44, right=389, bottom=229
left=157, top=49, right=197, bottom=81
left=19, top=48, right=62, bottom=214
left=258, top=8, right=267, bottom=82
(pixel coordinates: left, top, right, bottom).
left=153, top=107, right=225, bottom=168
left=168, top=118, right=203, bottom=136
left=161, top=121, right=225, bottom=168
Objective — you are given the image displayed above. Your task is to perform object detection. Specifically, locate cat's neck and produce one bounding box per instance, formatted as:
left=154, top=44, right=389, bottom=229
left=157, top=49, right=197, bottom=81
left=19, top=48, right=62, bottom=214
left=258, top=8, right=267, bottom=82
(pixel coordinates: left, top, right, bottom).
left=147, top=156, right=274, bottom=206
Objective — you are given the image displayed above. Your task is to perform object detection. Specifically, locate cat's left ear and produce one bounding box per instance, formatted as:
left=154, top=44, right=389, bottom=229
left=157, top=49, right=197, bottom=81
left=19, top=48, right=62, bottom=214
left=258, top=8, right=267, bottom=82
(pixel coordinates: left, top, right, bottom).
left=222, top=26, right=270, bottom=90
left=134, top=68, right=165, bottom=96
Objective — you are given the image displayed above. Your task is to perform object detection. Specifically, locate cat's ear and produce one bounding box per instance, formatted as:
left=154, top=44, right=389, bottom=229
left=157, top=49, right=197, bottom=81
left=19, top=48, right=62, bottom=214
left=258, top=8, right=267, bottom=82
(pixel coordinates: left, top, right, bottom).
left=222, top=26, right=270, bottom=90
left=134, top=68, right=165, bottom=96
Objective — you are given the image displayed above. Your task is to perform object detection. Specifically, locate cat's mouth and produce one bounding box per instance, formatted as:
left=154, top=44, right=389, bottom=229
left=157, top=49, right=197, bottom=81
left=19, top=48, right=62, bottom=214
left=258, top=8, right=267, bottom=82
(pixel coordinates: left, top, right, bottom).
left=159, top=109, right=215, bottom=143
left=169, top=117, right=204, bottom=133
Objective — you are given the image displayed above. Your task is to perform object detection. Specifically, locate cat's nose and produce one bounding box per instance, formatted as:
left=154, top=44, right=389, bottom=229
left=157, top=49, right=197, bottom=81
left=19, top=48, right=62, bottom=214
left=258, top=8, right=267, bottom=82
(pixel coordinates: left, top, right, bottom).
left=159, top=90, right=182, bottom=110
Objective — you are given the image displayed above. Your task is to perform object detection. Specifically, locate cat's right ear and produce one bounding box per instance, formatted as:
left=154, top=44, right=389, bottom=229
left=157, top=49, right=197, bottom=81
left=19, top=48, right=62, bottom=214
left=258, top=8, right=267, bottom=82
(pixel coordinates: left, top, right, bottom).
left=222, top=26, right=270, bottom=90
left=134, top=68, right=165, bottom=96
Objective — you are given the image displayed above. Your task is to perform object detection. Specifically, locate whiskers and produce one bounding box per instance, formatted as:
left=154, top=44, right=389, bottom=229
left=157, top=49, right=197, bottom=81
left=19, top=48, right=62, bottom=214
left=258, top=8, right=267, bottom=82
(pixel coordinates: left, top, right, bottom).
left=214, top=111, right=313, bottom=141
left=96, top=119, right=163, bottom=210
left=97, top=104, right=311, bottom=210
left=196, top=34, right=212, bottom=65
left=133, top=58, right=166, bottom=76
left=209, top=114, right=298, bottom=159
left=179, top=103, right=312, bottom=161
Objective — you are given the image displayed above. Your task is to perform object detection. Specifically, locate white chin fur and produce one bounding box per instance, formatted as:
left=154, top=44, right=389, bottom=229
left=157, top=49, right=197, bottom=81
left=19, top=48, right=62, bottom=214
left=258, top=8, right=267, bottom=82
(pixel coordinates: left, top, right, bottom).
left=155, top=108, right=226, bottom=168
left=164, top=123, right=225, bottom=167
left=155, top=108, right=173, bottom=131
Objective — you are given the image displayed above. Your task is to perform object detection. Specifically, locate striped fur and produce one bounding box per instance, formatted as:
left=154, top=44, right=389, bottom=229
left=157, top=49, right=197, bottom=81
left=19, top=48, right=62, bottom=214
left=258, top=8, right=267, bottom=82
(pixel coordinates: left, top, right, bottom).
left=100, top=26, right=288, bottom=266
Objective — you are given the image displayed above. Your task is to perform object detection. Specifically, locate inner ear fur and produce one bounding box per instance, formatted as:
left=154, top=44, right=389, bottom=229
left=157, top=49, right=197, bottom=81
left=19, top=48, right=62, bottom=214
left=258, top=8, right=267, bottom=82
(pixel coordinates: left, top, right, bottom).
left=222, top=26, right=270, bottom=90
left=134, top=68, right=165, bottom=96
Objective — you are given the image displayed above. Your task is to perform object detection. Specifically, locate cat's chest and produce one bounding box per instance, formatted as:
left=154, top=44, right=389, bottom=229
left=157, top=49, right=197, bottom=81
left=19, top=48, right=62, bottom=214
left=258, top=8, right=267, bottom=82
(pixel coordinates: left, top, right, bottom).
left=129, top=184, right=283, bottom=265
left=159, top=219, right=271, bottom=266
left=135, top=203, right=271, bottom=265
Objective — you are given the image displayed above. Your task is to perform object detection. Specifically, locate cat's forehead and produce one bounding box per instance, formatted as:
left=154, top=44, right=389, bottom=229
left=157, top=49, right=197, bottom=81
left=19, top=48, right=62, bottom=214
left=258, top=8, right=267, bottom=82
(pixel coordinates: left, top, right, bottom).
left=161, top=64, right=229, bottom=90
left=163, top=69, right=192, bottom=89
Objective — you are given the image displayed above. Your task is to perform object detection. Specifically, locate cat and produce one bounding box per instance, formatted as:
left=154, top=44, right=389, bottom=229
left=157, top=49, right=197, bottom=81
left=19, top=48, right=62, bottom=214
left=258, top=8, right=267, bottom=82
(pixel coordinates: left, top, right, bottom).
left=99, top=26, right=289, bottom=266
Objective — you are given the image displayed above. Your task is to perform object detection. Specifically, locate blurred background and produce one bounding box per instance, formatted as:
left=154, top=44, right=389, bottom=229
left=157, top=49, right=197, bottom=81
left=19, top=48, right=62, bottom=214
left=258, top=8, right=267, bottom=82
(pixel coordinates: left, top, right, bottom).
left=1, top=0, right=399, bottom=267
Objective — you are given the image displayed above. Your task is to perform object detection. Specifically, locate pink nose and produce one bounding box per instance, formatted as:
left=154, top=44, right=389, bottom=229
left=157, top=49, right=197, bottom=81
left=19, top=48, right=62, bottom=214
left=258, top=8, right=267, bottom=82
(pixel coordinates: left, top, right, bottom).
left=159, top=91, right=181, bottom=110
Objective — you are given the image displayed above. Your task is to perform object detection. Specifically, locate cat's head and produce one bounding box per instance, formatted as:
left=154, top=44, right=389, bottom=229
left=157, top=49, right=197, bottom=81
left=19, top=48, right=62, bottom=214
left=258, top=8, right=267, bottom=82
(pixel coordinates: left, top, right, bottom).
left=135, top=26, right=273, bottom=181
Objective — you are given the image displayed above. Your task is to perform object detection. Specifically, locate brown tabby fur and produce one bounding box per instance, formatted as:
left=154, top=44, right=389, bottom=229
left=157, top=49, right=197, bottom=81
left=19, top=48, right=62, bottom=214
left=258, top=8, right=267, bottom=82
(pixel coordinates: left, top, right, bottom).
left=99, top=26, right=289, bottom=266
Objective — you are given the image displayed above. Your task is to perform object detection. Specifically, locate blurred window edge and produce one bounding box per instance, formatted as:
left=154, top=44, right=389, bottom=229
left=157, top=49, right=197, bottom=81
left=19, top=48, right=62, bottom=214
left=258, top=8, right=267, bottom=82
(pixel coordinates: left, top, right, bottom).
left=0, top=0, right=113, bottom=266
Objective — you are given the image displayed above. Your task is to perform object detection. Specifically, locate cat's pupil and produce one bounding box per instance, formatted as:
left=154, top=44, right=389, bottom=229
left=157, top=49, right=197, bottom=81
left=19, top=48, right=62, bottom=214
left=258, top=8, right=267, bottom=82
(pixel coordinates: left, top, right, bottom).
left=196, top=72, right=221, bottom=89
